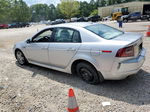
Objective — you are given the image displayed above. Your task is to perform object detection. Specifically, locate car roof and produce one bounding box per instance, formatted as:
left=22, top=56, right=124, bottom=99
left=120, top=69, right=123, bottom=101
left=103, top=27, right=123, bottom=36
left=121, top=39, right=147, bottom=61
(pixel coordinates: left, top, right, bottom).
left=46, top=22, right=96, bottom=29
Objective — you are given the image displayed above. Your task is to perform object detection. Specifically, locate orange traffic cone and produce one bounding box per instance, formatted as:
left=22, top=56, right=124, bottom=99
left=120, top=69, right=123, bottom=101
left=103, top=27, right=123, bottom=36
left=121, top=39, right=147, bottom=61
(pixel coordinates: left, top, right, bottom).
left=146, top=25, right=150, bottom=37
left=67, top=88, right=79, bottom=112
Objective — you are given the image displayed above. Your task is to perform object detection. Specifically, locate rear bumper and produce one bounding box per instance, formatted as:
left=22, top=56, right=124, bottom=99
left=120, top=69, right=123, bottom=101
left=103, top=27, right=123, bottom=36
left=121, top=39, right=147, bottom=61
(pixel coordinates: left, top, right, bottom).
left=102, top=48, right=146, bottom=80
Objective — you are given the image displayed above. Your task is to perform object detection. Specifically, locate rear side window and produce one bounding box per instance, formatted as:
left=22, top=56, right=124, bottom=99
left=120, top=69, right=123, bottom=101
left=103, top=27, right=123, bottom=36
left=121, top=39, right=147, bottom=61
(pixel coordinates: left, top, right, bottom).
left=85, top=24, right=123, bottom=40
left=53, top=28, right=81, bottom=43
left=72, top=31, right=81, bottom=43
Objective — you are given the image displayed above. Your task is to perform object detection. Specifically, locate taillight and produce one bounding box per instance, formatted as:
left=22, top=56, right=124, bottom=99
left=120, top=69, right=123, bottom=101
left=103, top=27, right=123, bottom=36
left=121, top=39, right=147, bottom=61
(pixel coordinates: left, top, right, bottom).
left=116, top=45, right=134, bottom=57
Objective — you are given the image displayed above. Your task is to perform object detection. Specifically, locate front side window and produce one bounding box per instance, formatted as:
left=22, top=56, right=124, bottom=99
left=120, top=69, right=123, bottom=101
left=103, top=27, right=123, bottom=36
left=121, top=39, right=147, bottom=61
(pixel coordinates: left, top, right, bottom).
left=53, top=28, right=81, bottom=43
left=85, top=24, right=123, bottom=40
left=32, top=29, right=53, bottom=42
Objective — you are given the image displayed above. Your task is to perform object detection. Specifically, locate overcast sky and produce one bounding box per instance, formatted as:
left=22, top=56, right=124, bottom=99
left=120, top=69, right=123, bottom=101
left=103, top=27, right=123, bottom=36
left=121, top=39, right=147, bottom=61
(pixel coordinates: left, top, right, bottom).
left=23, top=0, right=90, bottom=6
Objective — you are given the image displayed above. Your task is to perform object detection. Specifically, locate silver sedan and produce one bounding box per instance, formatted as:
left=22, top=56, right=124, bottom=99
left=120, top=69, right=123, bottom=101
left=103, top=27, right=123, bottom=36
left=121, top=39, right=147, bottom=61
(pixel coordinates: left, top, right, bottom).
left=13, top=22, right=146, bottom=84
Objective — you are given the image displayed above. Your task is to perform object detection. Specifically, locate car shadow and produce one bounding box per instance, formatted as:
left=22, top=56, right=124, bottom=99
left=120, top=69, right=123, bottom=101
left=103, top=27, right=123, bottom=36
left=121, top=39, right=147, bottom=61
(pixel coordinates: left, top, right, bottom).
left=16, top=62, right=150, bottom=106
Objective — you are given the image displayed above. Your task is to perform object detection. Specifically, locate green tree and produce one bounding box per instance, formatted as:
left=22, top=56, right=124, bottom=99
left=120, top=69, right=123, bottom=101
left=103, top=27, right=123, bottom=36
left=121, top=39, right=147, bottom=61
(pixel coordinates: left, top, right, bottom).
left=30, top=4, right=50, bottom=22
left=96, top=0, right=106, bottom=7
left=48, top=4, right=57, bottom=20
left=58, top=0, right=80, bottom=19
left=79, top=1, right=91, bottom=17
left=90, top=9, right=98, bottom=16
left=56, top=4, right=65, bottom=19
left=10, top=0, right=31, bottom=22
left=0, top=0, right=11, bottom=23
left=89, top=0, right=97, bottom=11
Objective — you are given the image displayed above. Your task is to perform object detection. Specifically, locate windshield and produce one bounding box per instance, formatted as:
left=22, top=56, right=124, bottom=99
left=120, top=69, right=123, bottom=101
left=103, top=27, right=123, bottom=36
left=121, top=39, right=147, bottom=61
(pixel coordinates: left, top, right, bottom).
left=85, top=24, right=124, bottom=39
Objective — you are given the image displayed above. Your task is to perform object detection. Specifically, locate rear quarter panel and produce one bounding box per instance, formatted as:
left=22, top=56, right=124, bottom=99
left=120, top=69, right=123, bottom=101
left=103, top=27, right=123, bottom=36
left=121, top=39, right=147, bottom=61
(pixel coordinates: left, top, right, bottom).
left=70, top=40, right=129, bottom=74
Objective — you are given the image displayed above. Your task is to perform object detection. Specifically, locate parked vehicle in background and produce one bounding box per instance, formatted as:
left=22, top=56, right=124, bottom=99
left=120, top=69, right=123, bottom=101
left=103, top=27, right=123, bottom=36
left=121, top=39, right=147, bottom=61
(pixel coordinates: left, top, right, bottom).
left=45, top=20, right=51, bottom=25
left=123, top=4, right=150, bottom=22
left=9, top=23, right=19, bottom=28
left=70, top=17, right=87, bottom=22
left=50, top=19, right=66, bottom=25
left=21, top=22, right=30, bottom=27
left=88, top=15, right=101, bottom=22
left=112, top=7, right=129, bottom=20
left=77, top=17, right=87, bottom=22
left=9, top=22, right=30, bottom=28
left=0, top=24, right=9, bottom=29
left=142, top=4, right=150, bottom=21
left=112, top=12, right=122, bottom=20
left=123, top=12, right=141, bottom=22
left=71, top=17, right=78, bottom=22
left=103, top=16, right=112, bottom=21
left=13, top=22, right=146, bottom=85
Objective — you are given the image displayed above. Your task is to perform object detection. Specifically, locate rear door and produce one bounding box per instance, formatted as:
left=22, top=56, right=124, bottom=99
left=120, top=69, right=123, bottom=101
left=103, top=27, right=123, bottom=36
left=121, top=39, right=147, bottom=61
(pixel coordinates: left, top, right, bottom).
left=48, top=27, right=81, bottom=68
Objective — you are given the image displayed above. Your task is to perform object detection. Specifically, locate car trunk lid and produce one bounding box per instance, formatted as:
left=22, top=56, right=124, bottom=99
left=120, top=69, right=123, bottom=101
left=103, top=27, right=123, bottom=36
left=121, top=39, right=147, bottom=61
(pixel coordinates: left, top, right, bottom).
left=113, top=32, right=143, bottom=58
left=113, top=32, right=143, bottom=42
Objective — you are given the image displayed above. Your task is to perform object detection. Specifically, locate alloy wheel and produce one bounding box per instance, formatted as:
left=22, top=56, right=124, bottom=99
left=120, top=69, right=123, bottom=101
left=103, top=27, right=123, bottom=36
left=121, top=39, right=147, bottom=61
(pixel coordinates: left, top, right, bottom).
left=16, top=51, right=25, bottom=65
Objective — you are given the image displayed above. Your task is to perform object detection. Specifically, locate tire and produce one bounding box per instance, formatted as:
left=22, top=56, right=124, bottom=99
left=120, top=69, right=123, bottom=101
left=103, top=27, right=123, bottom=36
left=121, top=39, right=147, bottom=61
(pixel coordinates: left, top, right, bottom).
left=123, top=19, right=128, bottom=23
left=15, top=50, right=28, bottom=65
left=76, top=62, right=103, bottom=85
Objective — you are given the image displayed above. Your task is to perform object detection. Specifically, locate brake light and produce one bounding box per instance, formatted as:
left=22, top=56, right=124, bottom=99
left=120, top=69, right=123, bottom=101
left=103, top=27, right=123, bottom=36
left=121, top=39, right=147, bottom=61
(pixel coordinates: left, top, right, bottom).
left=116, top=45, right=134, bottom=57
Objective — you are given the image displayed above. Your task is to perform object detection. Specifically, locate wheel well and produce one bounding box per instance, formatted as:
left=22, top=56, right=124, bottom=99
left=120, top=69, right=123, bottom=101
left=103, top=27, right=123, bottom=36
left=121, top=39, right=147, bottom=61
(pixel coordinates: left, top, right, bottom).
left=71, top=59, right=97, bottom=75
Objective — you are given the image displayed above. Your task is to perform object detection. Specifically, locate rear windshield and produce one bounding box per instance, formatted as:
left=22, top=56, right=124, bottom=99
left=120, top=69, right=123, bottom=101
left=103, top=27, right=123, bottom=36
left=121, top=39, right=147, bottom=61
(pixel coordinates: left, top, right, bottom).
left=85, top=24, right=124, bottom=39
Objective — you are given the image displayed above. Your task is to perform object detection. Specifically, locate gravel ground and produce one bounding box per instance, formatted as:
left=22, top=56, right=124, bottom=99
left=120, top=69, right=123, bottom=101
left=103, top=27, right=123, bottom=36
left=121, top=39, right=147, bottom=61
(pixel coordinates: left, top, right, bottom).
left=0, top=22, right=150, bottom=112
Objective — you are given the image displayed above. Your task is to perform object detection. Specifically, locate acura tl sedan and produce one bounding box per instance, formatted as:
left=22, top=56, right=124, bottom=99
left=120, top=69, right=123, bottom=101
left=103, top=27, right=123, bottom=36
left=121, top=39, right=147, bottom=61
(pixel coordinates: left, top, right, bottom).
left=13, top=22, right=146, bottom=84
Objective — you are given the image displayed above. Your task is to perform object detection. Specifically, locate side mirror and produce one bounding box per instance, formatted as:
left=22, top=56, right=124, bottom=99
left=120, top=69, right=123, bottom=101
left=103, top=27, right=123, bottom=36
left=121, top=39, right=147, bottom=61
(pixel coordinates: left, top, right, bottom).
left=26, top=39, right=31, bottom=44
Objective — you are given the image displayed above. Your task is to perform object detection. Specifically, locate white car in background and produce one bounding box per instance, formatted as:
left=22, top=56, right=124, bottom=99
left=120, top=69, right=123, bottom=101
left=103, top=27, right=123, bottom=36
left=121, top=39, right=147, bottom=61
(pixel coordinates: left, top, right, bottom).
left=103, top=16, right=112, bottom=21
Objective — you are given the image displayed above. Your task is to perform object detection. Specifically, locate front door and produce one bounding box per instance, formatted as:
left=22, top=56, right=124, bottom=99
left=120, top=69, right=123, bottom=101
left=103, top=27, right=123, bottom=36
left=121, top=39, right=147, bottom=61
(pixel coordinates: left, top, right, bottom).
left=26, top=29, right=53, bottom=64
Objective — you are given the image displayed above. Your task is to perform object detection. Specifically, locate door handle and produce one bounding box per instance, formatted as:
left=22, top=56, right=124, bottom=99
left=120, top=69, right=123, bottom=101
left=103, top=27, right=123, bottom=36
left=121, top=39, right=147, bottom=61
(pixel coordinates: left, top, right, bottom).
left=67, top=48, right=76, bottom=51
left=41, top=47, right=48, bottom=50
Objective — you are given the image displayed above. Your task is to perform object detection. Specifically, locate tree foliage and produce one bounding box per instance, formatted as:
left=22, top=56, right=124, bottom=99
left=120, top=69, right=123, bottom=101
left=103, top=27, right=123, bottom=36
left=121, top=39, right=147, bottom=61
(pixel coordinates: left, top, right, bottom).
left=0, top=0, right=11, bottom=23
left=58, top=0, right=80, bottom=19
left=0, top=0, right=31, bottom=23
left=0, top=0, right=149, bottom=23
left=79, top=1, right=90, bottom=17
left=30, top=4, right=50, bottom=22
left=90, top=9, right=98, bottom=16
left=10, top=0, right=31, bottom=22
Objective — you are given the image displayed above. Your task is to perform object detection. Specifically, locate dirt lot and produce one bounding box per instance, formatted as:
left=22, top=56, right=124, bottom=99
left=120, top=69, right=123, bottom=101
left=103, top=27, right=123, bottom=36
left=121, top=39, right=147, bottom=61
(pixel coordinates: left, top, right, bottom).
left=0, top=22, right=150, bottom=112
